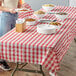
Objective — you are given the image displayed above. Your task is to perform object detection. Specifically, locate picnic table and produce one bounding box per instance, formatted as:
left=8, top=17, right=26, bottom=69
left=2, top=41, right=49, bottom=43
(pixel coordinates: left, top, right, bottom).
left=0, top=6, right=76, bottom=76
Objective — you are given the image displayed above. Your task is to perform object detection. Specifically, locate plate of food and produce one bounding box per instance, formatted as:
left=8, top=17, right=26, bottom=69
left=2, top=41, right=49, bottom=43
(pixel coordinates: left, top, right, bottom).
left=25, top=18, right=36, bottom=26
left=15, top=8, right=29, bottom=12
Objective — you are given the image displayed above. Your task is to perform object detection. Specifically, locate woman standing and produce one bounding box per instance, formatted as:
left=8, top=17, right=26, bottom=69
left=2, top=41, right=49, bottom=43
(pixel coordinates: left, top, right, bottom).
left=0, top=0, right=23, bottom=70
left=0, top=0, right=23, bottom=36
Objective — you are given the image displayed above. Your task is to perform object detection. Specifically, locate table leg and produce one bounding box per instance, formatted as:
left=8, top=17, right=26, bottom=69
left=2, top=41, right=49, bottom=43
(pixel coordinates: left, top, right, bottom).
left=74, top=38, right=76, bottom=42
left=11, top=63, right=45, bottom=76
left=11, top=62, right=18, bottom=76
left=19, top=63, right=28, bottom=69
left=40, top=65, right=45, bottom=76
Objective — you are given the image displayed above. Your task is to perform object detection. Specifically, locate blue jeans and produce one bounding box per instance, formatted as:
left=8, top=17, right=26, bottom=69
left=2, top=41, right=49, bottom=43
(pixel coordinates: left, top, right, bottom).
left=0, top=12, right=18, bottom=37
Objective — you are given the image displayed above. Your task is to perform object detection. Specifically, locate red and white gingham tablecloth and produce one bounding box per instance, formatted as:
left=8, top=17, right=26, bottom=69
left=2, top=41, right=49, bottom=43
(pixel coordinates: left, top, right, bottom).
left=18, top=3, right=34, bottom=19
left=0, top=6, right=76, bottom=76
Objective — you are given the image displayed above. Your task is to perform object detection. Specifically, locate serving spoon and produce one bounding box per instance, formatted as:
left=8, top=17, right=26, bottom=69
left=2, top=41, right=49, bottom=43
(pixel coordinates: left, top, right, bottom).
left=39, top=19, right=57, bottom=23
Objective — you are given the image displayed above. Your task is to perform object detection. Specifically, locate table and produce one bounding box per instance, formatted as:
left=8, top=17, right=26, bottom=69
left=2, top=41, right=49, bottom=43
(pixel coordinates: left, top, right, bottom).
left=0, top=6, right=76, bottom=76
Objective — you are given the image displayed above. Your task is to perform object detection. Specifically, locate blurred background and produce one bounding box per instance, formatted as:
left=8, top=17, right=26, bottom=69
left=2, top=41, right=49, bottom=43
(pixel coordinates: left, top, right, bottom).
left=24, top=0, right=69, bottom=10
left=0, top=0, right=76, bottom=21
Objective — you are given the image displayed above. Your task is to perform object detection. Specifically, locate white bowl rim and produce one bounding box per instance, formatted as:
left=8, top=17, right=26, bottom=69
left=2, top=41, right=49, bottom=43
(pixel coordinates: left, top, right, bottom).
left=37, top=24, right=56, bottom=30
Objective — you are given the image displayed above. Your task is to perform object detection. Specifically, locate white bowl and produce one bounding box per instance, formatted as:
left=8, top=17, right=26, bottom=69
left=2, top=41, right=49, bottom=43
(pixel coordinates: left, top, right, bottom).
left=26, top=21, right=36, bottom=26
left=34, top=13, right=45, bottom=19
left=16, top=18, right=25, bottom=24
left=37, top=24, right=56, bottom=34
left=42, top=4, right=55, bottom=12
left=55, top=13, right=68, bottom=20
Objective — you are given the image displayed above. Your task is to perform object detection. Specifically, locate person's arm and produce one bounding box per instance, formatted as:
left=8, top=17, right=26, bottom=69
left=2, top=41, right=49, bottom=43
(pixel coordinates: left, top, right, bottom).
left=0, top=0, right=16, bottom=13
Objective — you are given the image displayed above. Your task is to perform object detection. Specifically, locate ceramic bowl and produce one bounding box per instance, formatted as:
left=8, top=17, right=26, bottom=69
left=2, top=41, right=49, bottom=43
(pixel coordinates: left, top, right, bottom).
left=42, top=4, right=55, bottom=12
left=34, top=10, right=46, bottom=18
left=25, top=18, right=36, bottom=26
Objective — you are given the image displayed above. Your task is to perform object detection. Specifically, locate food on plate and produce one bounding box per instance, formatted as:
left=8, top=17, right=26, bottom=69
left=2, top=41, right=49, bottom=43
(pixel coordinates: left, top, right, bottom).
left=25, top=18, right=36, bottom=26
left=56, top=12, right=67, bottom=15
left=43, top=4, right=54, bottom=7
left=25, top=18, right=36, bottom=22
left=19, top=9, right=28, bottom=11
left=49, top=22, right=61, bottom=26
left=34, top=10, right=45, bottom=14
left=15, top=8, right=28, bottom=12
left=34, top=10, right=45, bottom=18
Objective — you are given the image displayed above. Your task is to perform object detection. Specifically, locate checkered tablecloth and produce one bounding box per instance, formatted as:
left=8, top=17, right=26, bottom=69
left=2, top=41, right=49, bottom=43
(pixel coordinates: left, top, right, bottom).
left=18, top=3, right=34, bottom=19
left=0, top=6, right=76, bottom=76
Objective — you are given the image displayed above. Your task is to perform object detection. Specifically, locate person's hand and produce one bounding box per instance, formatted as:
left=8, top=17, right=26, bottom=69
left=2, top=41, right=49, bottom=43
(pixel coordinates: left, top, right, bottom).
left=9, top=9, right=17, bottom=14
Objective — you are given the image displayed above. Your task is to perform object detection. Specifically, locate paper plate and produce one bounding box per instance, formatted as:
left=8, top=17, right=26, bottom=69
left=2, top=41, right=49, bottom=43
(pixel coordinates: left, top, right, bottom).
left=37, top=24, right=56, bottom=34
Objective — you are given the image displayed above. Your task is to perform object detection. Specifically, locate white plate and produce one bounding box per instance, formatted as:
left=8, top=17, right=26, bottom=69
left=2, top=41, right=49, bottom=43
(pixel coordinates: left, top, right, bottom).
left=37, top=24, right=57, bottom=34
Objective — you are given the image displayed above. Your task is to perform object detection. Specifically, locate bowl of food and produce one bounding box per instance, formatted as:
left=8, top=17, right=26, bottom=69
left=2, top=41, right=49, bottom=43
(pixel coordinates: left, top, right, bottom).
left=42, top=4, right=55, bottom=12
left=34, top=10, right=46, bottom=18
left=15, top=8, right=29, bottom=12
left=49, top=22, right=62, bottom=29
left=55, top=12, right=68, bottom=20
left=25, top=18, right=36, bottom=26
